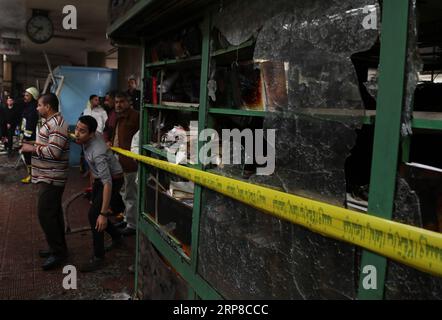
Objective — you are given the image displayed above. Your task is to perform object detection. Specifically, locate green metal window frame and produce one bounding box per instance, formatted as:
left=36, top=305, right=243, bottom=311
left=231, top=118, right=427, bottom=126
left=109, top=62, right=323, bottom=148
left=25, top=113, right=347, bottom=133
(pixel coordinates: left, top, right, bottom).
left=357, top=0, right=410, bottom=300
left=135, top=12, right=224, bottom=300
left=126, top=0, right=440, bottom=300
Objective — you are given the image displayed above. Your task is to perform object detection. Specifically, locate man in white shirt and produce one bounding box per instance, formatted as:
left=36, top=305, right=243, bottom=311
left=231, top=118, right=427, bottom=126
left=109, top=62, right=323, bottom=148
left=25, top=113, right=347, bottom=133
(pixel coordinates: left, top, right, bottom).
left=82, top=95, right=108, bottom=134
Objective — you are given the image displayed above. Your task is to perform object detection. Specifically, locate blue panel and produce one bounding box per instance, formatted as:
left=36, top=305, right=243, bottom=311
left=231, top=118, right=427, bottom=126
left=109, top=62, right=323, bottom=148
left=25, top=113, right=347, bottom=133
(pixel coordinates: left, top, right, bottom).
left=53, top=66, right=118, bottom=165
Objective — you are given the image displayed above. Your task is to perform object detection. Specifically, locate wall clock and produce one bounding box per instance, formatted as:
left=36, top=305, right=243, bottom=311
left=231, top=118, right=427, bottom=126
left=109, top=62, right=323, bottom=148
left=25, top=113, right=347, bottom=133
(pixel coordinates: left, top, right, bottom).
left=26, top=13, right=54, bottom=44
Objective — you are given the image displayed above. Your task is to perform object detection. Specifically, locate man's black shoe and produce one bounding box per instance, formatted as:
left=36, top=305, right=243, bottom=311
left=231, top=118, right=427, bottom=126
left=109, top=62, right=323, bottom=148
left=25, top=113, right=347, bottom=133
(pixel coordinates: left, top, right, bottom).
left=42, top=255, right=67, bottom=271
left=120, top=227, right=136, bottom=236
left=113, top=221, right=127, bottom=229
left=80, top=257, right=105, bottom=273
left=105, top=237, right=125, bottom=252
left=38, top=249, right=52, bottom=258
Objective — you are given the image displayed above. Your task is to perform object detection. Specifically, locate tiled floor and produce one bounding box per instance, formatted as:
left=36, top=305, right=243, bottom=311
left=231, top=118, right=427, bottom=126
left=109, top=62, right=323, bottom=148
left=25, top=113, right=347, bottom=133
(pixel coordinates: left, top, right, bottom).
left=0, top=155, right=135, bottom=300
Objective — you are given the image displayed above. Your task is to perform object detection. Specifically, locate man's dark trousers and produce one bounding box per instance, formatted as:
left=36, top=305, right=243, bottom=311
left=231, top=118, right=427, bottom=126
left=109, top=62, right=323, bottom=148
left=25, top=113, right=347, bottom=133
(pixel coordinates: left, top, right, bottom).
left=38, top=182, right=68, bottom=257
left=89, top=178, right=125, bottom=258
left=5, top=127, right=14, bottom=152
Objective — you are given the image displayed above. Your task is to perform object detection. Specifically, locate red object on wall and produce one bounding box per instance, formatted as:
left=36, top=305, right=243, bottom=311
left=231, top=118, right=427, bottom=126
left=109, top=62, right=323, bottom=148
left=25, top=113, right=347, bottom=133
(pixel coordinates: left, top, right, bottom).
left=152, top=76, right=158, bottom=105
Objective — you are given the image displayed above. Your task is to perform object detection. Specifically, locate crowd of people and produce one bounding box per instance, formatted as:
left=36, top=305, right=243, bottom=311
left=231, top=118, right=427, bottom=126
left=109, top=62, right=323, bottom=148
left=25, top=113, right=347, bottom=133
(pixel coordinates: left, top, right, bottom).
left=0, top=87, right=40, bottom=183
left=0, top=76, right=142, bottom=272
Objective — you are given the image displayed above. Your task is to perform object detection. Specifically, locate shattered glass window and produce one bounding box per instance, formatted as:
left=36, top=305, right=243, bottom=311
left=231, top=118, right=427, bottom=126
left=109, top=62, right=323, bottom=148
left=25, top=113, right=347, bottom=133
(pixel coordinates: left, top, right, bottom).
left=197, top=0, right=441, bottom=300
left=199, top=0, right=380, bottom=299
left=385, top=178, right=442, bottom=299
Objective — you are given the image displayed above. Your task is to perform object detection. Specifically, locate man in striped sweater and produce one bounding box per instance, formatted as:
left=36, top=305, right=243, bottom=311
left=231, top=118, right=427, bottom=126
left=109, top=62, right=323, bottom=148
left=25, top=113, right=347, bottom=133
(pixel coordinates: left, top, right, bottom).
left=20, top=93, right=70, bottom=270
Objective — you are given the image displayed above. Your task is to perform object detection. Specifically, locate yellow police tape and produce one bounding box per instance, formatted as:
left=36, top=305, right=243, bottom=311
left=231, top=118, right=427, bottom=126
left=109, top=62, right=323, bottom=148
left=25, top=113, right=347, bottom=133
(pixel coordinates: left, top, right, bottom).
left=112, top=147, right=442, bottom=277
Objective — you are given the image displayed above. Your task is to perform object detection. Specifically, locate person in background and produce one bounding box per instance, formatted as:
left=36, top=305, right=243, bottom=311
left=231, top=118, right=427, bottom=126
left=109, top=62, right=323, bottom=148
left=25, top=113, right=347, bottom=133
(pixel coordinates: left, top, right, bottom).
left=130, top=130, right=140, bottom=156
left=1, top=96, right=21, bottom=156
left=0, top=102, right=5, bottom=154
left=20, top=93, right=70, bottom=270
left=1, top=90, right=11, bottom=105
left=102, top=90, right=126, bottom=222
left=127, top=75, right=141, bottom=111
left=82, top=95, right=108, bottom=134
left=80, top=95, right=108, bottom=173
left=74, top=115, right=124, bottom=272
left=103, top=91, right=118, bottom=143
left=126, top=129, right=140, bottom=275
left=109, top=92, right=140, bottom=236
left=20, top=87, right=40, bottom=184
